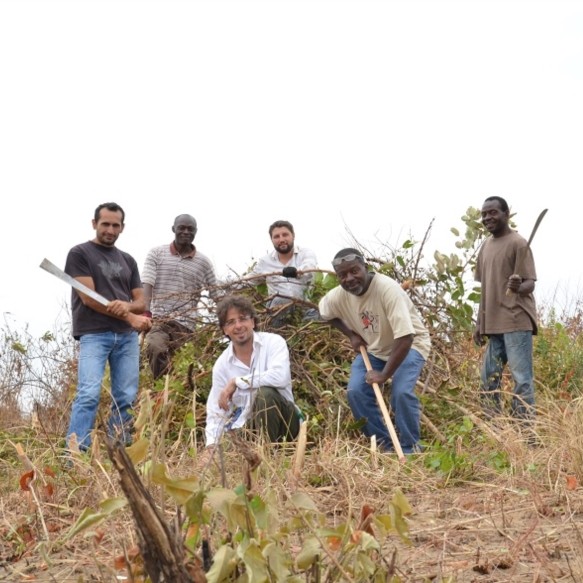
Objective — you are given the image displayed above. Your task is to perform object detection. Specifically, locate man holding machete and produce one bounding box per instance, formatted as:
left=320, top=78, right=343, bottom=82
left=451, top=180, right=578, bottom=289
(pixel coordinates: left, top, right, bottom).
left=64, top=202, right=152, bottom=452
left=474, top=196, right=539, bottom=424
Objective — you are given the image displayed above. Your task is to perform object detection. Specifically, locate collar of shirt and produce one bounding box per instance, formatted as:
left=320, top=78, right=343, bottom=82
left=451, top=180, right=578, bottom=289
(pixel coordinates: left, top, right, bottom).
left=269, top=247, right=299, bottom=262
left=169, top=241, right=196, bottom=258
left=224, top=331, right=263, bottom=366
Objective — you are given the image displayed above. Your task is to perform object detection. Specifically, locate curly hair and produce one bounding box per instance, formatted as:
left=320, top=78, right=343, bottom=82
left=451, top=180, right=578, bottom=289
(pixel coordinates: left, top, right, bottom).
left=216, top=295, right=258, bottom=328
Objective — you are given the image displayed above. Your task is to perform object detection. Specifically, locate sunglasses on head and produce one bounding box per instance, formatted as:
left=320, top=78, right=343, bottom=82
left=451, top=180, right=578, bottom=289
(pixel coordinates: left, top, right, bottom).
left=332, top=253, right=364, bottom=268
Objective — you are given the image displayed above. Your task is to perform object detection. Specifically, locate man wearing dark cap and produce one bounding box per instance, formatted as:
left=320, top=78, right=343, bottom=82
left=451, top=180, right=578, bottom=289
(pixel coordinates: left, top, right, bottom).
left=318, top=248, right=431, bottom=454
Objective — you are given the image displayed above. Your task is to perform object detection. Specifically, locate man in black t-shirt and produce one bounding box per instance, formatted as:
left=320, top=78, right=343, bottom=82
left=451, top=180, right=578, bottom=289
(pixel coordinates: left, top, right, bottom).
left=64, top=202, right=151, bottom=451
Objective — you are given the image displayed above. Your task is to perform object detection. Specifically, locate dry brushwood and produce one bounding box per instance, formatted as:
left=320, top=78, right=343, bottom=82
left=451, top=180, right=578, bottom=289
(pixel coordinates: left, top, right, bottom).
left=106, top=438, right=202, bottom=583
left=229, top=430, right=262, bottom=491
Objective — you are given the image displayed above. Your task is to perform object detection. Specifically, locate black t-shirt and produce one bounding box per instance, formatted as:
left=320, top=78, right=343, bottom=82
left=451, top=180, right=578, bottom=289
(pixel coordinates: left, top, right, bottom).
left=64, top=241, right=142, bottom=339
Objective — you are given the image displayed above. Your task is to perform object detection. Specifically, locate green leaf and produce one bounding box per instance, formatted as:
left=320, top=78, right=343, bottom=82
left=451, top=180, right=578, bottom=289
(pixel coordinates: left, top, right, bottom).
left=375, top=514, right=393, bottom=533
left=295, top=536, right=322, bottom=569
left=354, top=552, right=377, bottom=577
left=150, top=463, right=200, bottom=504
left=133, top=391, right=153, bottom=431
left=206, top=545, right=237, bottom=583
left=249, top=494, right=269, bottom=530
left=125, top=437, right=149, bottom=464
left=263, top=541, right=292, bottom=580
left=354, top=530, right=379, bottom=551
left=184, top=490, right=209, bottom=523
left=468, top=291, right=481, bottom=302
left=391, top=488, right=412, bottom=515
left=234, top=483, right=247, bottom=496
left=206, top=487, right=238, bottom=513
left=322, top=273, right=339, bottom=290
left=66, top=497, right=127, bottom=539
left=206, top=487, right=252, bottom=531
left=11, top=342, right=27, bottom=354
left=99, top=496, right=128, bottom=514
left=239, top=539, right=268, bottom=582
left=184, top=410, right=196, bottom=429
left=290, top=491, right=318, bottom=512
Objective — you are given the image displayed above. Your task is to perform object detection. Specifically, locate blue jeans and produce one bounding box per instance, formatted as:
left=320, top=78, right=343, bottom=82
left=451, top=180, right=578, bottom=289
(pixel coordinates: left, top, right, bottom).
left=480, top=332, right=535, bottom=419
left=67, top=331, right=140, bottom=450
left=347, top=349, right=425, bottom=454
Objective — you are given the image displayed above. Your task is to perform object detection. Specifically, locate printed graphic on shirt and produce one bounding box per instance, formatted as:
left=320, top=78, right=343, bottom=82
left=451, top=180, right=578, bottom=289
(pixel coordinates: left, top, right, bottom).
left=99, top=260, right=123, bottom=280
left=361, top=310, right=379, bottom=333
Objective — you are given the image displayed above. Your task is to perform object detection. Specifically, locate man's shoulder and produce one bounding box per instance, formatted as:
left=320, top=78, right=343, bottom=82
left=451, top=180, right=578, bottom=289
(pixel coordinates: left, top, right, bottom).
left=254, top=250, right=278, bottom=270
left=255, top=330, right=287, bottom=345
left=214, top=339, right=233, bottom=364
left=119, top=248, right=138, bottom=263
left=509, top=230, right=528, bottom=244
left=322, top=284, right=345, bottom=299
left=68, top=241, right=114, bottom=261
left=295, top=246, right=318, bottom=261
left=68, top=241, right=91, bottom=254
left=145, top=243, right=171, bottom=257
left=372, top=272, right=402, bottom=291
left=259, top=249, right=277, bottom=261
left=319, top=284, right=346, bottom=308
left=257, top=330, right=285, bottom=339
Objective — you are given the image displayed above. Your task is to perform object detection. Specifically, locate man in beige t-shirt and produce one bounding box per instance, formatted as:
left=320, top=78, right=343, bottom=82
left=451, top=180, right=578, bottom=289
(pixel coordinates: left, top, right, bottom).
left=318, top=248, right=431, bottom=454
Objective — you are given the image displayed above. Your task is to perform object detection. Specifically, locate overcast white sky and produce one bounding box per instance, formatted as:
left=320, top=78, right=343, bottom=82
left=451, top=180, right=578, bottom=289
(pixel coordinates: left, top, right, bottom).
left=1, top=0, right=582, bottom=336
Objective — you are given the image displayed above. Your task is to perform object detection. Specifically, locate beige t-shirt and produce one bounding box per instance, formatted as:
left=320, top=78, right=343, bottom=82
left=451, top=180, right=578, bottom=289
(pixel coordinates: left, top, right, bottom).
left=318, top=273, right=431, bottom=361
left=474, top=230, right=538, bottom=335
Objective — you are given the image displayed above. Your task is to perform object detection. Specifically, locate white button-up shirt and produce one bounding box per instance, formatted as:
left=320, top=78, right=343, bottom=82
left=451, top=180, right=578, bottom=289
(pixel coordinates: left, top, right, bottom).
left=249, top=246, right=318, bottom=300
left=205, top=331, right=295, bottom=446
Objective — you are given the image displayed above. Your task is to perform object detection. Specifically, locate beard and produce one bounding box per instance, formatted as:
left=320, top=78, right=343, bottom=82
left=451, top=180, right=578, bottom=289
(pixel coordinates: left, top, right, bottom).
left=97, top=233, right=118, bottom=246
left=275, top=242, right=293, bottom=254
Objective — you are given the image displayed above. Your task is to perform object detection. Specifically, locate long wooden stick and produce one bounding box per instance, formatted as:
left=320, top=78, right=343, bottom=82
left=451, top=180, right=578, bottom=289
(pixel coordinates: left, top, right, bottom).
left=359, top=346, right=406, bottom=463
left=292, top=420, right=308, bottom=478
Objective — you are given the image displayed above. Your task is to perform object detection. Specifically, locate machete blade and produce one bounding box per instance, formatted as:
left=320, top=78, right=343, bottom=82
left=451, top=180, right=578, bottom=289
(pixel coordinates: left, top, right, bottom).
left=527, top=208, right=548, bottom=247
left=39, top=258, right=110, bottom=307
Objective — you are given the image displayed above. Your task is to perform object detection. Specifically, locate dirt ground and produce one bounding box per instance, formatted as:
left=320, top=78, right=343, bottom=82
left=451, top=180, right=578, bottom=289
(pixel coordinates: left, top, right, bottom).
left=0, top=472, right=583, bottom=583
left=398, top=483, right=583, bottom=582
left=2, top=441, right=582, bottom=582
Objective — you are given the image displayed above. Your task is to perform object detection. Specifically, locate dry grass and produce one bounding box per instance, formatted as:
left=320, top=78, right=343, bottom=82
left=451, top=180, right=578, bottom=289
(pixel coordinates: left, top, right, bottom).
left=2, top=395, right=583, bottom=582
left=2, top=290, right=583, bottom=581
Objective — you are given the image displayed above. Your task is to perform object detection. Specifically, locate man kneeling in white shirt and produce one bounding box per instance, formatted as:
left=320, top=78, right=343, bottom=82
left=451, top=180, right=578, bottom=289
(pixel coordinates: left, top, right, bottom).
left=203, top=295, right=301, bottom=455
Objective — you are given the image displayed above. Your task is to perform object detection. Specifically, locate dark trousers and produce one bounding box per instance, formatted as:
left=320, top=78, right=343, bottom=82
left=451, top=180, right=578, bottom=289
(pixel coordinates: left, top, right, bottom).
left=249, top=386, right=301, bottom=442
left=145, top=320, right=192, bottom=380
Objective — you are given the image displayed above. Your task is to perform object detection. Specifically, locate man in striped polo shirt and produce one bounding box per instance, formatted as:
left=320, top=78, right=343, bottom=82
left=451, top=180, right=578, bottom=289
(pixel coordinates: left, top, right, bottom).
left=142, top=214, right=219, bottom=379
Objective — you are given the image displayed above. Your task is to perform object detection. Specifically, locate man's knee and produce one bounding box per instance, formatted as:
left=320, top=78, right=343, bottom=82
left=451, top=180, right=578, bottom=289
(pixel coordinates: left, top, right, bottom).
left=252, top=387, right=298, bottom=439
left=347, top=370, right=367, bottom=393
left=254, top=386, right=279, bottom=411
